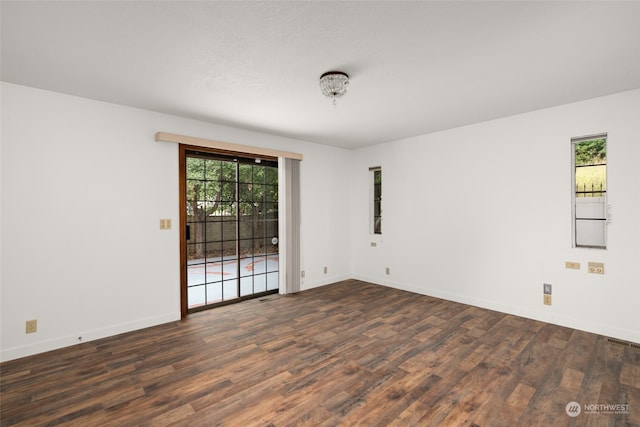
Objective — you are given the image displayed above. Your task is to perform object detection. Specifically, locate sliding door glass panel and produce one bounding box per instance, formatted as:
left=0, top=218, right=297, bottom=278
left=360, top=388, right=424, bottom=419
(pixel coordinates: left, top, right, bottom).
left=185, top=152, right=278, bottom=312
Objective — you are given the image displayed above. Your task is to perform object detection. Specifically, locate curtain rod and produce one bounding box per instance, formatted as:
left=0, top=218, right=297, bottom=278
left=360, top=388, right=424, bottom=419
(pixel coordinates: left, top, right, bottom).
left=155, top=132, right=303, bottom=161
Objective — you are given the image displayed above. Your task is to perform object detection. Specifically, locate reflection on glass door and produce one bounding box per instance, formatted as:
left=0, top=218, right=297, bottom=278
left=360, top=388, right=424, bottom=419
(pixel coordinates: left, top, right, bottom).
left=183, top=150, right=278, bottom=313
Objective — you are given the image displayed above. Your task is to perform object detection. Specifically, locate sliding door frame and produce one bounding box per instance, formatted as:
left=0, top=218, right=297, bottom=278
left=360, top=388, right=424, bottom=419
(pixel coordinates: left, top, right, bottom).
left=179, top=144, right=279, bottom=317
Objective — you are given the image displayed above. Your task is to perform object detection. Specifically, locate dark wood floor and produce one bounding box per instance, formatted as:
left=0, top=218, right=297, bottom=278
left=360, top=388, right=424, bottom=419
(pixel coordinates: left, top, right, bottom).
left=1, top=280, right=639, bottom=426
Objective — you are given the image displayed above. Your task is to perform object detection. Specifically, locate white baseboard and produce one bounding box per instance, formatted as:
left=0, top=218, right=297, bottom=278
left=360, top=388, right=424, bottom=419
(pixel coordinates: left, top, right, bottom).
left=1, top=312, right=180, bottom=362
left=352, top=274, right=640, bottom=345
left=301, top=274, right=351, bottom=291
left=5, top=276, right=637, bottom=362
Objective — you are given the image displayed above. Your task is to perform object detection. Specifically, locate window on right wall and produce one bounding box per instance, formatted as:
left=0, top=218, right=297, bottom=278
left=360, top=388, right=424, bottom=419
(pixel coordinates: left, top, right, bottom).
left=572, top=133, right=607, bottom=249
left=370, top=167, right=382, bottom=234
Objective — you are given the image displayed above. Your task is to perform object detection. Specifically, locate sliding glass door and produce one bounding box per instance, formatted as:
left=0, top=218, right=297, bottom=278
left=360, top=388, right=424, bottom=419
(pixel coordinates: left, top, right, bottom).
left=181, top=148, right=278, bottom=313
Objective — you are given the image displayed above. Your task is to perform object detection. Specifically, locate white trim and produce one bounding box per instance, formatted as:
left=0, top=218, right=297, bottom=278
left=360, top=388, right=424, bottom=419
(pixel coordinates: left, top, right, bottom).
left=0, top=312, right=179, bottom=362
left=571, top=134, right=608, bottom=249
left=352, top=274, right=640, bottom=345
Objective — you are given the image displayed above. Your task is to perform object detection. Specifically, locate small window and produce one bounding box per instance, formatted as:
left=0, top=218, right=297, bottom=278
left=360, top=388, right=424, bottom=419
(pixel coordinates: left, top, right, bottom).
left=572, top=134, right=607, bottom=249
left=370, top=167, right=382, bottom=234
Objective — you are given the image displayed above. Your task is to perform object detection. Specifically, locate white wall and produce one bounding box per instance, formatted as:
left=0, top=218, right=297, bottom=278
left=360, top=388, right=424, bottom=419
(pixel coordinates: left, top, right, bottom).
left=350, top=89, right=640, bottom=344
left=0, top=82, right=352, bottom=361
left=3, top=82, right=638, bottom=362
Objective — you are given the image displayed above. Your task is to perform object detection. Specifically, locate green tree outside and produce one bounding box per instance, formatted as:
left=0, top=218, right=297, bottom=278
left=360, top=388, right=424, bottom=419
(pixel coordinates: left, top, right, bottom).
left=186, top=157, right=278, bottom=259
left=575, top=139, right=606, bottom=196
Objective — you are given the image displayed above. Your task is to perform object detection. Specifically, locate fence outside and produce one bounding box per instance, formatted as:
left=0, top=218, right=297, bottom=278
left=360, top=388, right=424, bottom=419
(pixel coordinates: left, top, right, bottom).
left=575, top=183, right=606, bottom=247
left=187, top=214, right=278, bottom=260
left=576, top=182, right=605, bottom=198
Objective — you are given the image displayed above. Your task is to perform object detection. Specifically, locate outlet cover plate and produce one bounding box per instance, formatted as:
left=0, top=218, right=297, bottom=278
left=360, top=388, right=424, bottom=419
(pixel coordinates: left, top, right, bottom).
left=588, top=262, right=604, bottom=274
left=26, top=319, right=37, bottom=334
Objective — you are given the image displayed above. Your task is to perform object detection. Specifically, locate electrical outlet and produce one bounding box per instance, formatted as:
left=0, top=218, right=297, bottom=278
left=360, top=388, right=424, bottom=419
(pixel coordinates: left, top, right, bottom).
left=371, top=242, right=377, bottom=247
left=588, top=262, right=604, bottom=274
left=565, top=261, right=580, bottom=270
left=159, top=219, right=172, bottom=230
left=543, top=295, right=552, bottom=306
left=301, top=270, right=305, bottom=279
left=323, top=266, right=328, bottom=274
left=543, top=283, right=552, bottom=295
left=26, top=319, right=37, bottom=334
left=385, top=267, right=390, bottom=275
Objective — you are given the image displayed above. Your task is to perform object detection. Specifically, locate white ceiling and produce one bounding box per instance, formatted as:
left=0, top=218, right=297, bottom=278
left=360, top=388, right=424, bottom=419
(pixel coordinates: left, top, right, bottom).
left=2, top=1, right=640, bottom=149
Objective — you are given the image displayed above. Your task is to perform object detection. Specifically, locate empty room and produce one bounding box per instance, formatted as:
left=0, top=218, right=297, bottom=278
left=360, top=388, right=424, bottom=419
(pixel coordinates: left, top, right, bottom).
left=1, top=1, right=639, bottom=426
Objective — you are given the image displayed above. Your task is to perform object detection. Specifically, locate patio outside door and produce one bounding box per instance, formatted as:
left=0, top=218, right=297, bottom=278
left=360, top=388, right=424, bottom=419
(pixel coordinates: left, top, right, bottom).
left=181, top=148, right=279, bottom=314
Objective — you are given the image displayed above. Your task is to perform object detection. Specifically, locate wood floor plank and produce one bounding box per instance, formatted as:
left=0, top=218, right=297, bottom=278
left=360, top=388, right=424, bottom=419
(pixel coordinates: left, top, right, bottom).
left=2, top=279, right=639, bottom=426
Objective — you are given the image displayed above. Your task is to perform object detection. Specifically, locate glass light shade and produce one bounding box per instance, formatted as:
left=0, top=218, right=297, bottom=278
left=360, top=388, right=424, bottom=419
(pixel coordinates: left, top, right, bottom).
left=319, top=71, right=349, bottom=104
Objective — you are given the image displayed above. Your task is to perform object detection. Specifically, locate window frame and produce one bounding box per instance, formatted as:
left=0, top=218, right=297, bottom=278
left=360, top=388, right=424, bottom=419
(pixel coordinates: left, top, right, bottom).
left=369, top=166, right=382, bottom=235
left=571, top=133, right=608, bottom=250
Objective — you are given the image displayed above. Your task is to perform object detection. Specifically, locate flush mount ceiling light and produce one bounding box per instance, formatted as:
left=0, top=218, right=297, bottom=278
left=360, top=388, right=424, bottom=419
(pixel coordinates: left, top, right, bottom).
left=319, top=71, right=349, bottom=105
